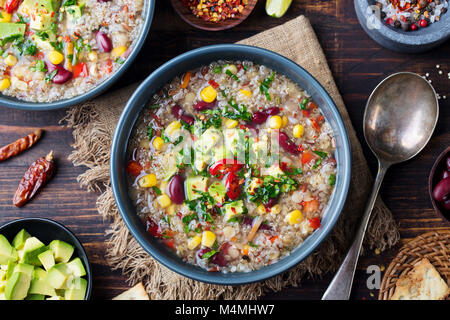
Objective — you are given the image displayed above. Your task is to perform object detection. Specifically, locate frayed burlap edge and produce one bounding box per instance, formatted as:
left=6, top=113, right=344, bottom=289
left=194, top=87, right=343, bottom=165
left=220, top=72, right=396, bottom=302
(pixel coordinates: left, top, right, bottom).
left=60, top=16, right=399, bottom=299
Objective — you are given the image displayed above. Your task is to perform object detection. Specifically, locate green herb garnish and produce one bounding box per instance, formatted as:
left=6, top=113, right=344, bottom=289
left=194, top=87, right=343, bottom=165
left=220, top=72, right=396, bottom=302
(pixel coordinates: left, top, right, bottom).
left=259, top=71, right=275, bottom=101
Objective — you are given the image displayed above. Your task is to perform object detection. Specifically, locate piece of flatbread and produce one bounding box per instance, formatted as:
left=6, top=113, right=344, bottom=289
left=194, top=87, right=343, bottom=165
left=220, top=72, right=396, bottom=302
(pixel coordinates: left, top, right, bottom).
left=112, top=283, right=150, bottom=300
left=391, top=258, right=449, bottom=300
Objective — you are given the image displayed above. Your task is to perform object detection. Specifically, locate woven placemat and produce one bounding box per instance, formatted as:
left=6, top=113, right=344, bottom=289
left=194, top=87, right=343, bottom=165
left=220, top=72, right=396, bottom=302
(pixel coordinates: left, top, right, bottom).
left=379, top=230, right=450, bottom=300
left=61, top=15, right=399, bottom=299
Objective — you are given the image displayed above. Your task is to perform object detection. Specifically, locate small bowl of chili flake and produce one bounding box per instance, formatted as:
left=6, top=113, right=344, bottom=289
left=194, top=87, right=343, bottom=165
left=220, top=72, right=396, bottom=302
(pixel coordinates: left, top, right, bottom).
left=355, top=0, right=450, bottom=52
left=170, top=0, right=258, bottom=31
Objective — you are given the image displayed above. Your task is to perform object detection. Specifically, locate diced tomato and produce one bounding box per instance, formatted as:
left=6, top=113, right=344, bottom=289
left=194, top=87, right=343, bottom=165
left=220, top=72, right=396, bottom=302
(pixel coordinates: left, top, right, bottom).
left=302, top=110, right=310, bottom=117
left=311, top=118, right=321, bottom=132
left=308, top=217, right=321, bottom=230
left=5, top=0, right=20, bottom=13
left=301, top=150, right=315, bottom=165
left=146, top=218, right=162, bottom=237
left=73, top=63, right=89, bottom=78
left=225, top=173, right=241, bottom=200
left=163, top=239, right=175, bottom=249
left=269, top=235, right=278, bottom=243
left=307, top=101, right=318, bottom=110
left=303, top=199, right=319, bottom=214
left=103, top=59, right=113, bottom=73
left=126, top=160, right=142, bottom=177
left=208, top=79, right=219, bottom=88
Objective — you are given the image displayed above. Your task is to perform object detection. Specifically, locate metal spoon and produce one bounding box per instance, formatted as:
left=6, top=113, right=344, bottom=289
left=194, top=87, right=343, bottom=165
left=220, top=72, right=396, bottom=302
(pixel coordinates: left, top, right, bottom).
left=322, top=72, right=439, bottom=300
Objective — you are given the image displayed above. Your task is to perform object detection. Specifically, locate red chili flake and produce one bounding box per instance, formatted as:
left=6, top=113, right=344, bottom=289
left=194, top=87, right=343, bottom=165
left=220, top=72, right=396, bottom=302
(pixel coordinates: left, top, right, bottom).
left=208, top=79, right=219, bottom=88
left=308, top=217, right=321, bottom=230
left=181, top=0, right=247, bottom=23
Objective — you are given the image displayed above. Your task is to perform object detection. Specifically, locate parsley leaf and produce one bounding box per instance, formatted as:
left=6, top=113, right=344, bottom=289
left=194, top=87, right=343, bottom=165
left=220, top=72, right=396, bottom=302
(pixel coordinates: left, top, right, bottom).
left=259, top=71, right=275, bottom=101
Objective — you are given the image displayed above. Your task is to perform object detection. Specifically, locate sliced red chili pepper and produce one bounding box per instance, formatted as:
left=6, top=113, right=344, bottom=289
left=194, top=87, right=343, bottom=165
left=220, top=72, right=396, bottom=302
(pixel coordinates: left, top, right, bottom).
left=208, top=79, right=219, bottom=89
left=146, top=218, right=162, bottom=238
left=225, top=172, right=240, bottom=200
left=301, top=150, right=315, bottom=165
left=73, top=62, right=89, bottom=78
left=5, top=0, right=20, bottom=13
left=126, top=160, right=142, bottom=177
left=209, top=158, right=243, bottom=177
left=308, top=217, right=321, bottom=230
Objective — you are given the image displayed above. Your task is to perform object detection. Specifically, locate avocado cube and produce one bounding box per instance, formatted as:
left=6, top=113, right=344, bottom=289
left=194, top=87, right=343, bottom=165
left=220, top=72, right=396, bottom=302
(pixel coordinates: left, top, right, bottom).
left=49, top=240, right=74, bottom=263
left=38, top=250, right=55, bottom=271
left=66, top=258, right=86, bottom=277
left=26, top=293, right=45, bottom=300
left=21, top=237, right=47, bottom=266
left=12, top=229, right=31, bottom=250
left=0, top=269, right=6, bottom=281
left=46, top=295, right=64, bottom=300
left=29, top=278, right=56, bottom=296
left=223, top=200, right=245, bottom=222
left=5, top=260, right=15, bottom=280
left=29, top=13, right=54, bottom=31
left=0, top=234, right=18, bottom=265
left=33, top=267, right=47, bottom=280
left=0, top=292, right=5, bottom=300
left=64, top=277, right=87, bottom=300
left=46, top=263, right=69, bottom=289
left=66, top=5, right=82, bottom=19
left=13, top=263, right=34, bottom=278
left=0, top=23, right=26, bottom=40
left=185, top=176, right=208, bottom=200
left=5, top=271, right=31, bottom=300
left=208, top=181, right=226, bottom=204
left=0, top=279, right=6, bottom=293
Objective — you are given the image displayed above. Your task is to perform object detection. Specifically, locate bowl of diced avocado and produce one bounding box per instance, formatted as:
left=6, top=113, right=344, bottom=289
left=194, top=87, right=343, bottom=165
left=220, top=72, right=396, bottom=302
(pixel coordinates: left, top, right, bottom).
left=0, top=218, right=91, bottom=300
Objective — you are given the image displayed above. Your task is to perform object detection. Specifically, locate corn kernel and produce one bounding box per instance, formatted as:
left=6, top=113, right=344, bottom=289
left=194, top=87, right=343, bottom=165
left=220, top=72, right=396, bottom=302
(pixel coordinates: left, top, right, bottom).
left=166, top=204, right=176, bottom=216
left=0, top=78, right=10, bottom=91
left=268, top=115, right=282, bottom=129
left=188, top=236, right=202, bottom=250
left=5, top=55, right=17, bottom=67
left=293, top=124, right=304, bottom=138
left=165, top=121, right=181, bottom=135
left=111, top=46, right=127, bottom=58
left=270, top=204, right=281, bottom=214
left=281, top=116, right=289, bottom=128
left=240, top=89, right=252, bottom=97
left=88, top=51, right=98, bottom=62
left=138, top=173, right=157, bottom=188
left=286, top=209, right=303, bottom=225
left=223, top=64, right=237, bottom=75
left=201, top=231, right=216, bottom=248
left=159, top=181, right=168, bottom=194
left=156, top=194, right=171, bottom=208
left=225, top=119, right=238, bottom=129
left=257, top=204, right=267, bottom=215
left=48, top=51, right=64, bottom=65
left=200, top=85, right=217, bottom=103
left=152, top=136, right=164, bottom=150
left=0, top=12, right=12, bottom=23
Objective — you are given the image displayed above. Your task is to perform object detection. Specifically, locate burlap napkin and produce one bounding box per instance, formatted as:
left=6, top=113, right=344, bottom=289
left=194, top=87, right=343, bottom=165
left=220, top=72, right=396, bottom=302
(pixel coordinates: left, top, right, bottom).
left=62, top=15, right=399, bottom=299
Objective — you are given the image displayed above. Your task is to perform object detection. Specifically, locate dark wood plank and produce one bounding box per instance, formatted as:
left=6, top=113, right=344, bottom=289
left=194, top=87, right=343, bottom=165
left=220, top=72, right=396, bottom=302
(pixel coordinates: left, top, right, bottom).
left=0, top=0, right=449, bottom=300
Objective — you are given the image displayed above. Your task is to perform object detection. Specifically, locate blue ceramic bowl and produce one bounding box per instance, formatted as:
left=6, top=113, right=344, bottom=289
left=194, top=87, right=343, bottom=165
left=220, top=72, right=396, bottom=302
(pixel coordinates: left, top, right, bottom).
left=0, top=218, right=92, bottom=300
left=0, top=0, right=155, bottom=111
left=110, top=44, right=352, bottom=285
left=355, top=0, right=450, bottom=53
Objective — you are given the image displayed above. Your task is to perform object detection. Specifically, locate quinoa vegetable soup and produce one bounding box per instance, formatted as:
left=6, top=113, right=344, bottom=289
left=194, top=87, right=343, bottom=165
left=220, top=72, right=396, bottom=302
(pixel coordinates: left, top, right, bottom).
left=0, top=0, right=145, bottom=102
left=126, top=61, right=337, bottom=272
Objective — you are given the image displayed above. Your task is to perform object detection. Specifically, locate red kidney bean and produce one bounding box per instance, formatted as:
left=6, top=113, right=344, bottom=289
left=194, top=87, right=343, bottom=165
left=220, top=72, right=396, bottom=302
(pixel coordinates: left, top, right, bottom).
left=250, top=107, right=280, bottom=125
left=265, top=107, right=280, bottom=116
left=193, top=100, right=216, bottom=111
left=259, top=222, right=272, bottom=231
left=433, top=177, right=450, bottom=202
left=168, top=174, right=185, bottom=204
left=45, top=62, right=72, bottom=84
left=279, top=132, right=300, bottom=155
left=265, top=198, right=276, bottom=208
left=210, top=251, right=227, bottom=267
left=96, top=31, right=112, bottom=53
left=197, top=248, right=211, bottom=259
left=171, top=105, right=194, bottom=125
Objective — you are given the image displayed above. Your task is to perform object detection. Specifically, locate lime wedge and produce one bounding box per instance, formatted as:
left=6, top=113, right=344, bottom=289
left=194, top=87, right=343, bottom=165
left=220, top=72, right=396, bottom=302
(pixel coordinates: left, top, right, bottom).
left=266, top=0, right=293, bottom=18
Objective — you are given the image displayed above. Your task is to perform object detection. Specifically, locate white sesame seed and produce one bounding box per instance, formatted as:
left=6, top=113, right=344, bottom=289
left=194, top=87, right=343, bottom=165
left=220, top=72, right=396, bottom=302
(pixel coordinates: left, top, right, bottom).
left=425, top=73, right=430, bottom=77
left=436, top=64, right=440, bottom=68
left=444, top=96, right=447, bottom=99
left=439, top=70, right=443, bottom=75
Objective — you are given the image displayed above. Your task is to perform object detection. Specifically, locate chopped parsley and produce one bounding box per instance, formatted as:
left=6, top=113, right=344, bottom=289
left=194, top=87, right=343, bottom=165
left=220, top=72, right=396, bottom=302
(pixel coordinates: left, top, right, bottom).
left=152, top=186, right=162, bottom=195
left=313, top=150, right=327, bottom=158
left=30, top=60, right=47, bottom=72
left=201, top=250, right=217, bottom=259
left=213, top=65, right=222, bottom=73
left=45, top=70, right=58, bottom=83
left=329, top=174, right=336, bottom=186
left=226, top=69, right=239, bottom=81
left=299, top=98, right=310, bottom=110
left=259, top=71, right=275, bottom=101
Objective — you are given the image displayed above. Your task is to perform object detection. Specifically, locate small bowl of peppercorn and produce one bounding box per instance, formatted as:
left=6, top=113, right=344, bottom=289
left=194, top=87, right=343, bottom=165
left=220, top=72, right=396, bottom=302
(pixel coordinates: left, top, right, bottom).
left=354, top=0, right=450, bottom=53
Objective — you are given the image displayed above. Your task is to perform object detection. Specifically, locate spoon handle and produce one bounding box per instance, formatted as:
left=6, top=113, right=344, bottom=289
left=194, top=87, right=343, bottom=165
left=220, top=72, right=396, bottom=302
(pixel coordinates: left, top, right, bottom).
left=322, top=162, right=389, bottom=300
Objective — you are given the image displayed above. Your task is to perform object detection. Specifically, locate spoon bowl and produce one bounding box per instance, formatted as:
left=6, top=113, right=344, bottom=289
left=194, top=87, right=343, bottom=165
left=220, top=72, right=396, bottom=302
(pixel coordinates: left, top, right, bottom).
left=364, top=72, right=439, bottom=165
left=323, top=72, right=439, bottom=300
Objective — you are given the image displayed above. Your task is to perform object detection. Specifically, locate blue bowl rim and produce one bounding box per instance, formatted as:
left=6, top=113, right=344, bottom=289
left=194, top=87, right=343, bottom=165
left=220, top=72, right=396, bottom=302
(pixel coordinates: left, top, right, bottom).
left=0, top=0, right=155, bottom=111
left=0, top=217, right=93, bottom=300
left=110, top=44, right=352, bottom=285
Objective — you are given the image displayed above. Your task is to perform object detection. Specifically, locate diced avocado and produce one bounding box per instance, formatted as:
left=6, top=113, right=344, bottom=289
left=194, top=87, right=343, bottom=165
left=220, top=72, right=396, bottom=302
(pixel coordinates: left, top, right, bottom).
left=208, top=182, right=226, bottom=204
left=224, top=128, right=240, bottom=155
left=185, top=176, right=208, bottom=200
left=162, top=152, right=179, bottom=181
left=64, top=277, right=87, bottom=300
left=0, top=235, right=18, bottom=265
left=49, top=240, right=74, bottom=263
left=12, top=229, right=31, bottom=250
left=4, top=271, right=31, bottom=300
left=6, top=260, right=15, bottom=280
left=0, top=23, right=26, bottom=40
left=29, top=13, right=54, bottom=31
left=20, top=0, right=60, bottom=14
left=246, top=177, right=263, bottom=195
left=29, top=278, right=56, bottom=296
left=0, top=292, right=5, bottom=300
left=223, top=200, right=245, bottom=222
left=31, top=34, right=55, bottom=52
left=66, top=258, right=86, bottom=277
left=0, top=269, right=6, bottom=281
left=13, top=263, right=34, bottom=278
left=21, top=237, right=47, bottom=266
left=38, top=250, right=55, bottom=271
left=265, top=164, right=284, bottom=177
left=33, top=267, right=47, bottom=280
left=46, top=295, right=64, bottom=300
left=212, top=145, right=234, bottom=163
left=26, top=293, right=45, bottom=300
left=46, top=263, right=69, bottom=289
left=0, top=279, right=6, bottom=293
left=194, top=128, right=222, bottom=154
left=66, top=5, right=83, bottom=20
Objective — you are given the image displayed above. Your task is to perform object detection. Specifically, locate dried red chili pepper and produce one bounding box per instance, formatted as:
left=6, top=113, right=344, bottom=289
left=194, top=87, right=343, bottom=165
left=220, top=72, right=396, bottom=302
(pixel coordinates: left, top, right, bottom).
left=13, top=150, right=55, bottom=207
left=0, top=129, right=43, bottom=162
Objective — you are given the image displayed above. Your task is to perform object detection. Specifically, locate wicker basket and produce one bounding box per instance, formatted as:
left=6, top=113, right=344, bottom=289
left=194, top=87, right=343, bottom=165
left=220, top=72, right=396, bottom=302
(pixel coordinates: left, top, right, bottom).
left=379, top=230, right=450, bottom=300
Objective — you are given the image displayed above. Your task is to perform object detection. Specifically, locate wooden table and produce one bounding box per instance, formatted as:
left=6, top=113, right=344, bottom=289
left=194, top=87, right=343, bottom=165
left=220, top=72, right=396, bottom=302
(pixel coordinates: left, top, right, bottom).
left=1, top=0, right=449, bottom=300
